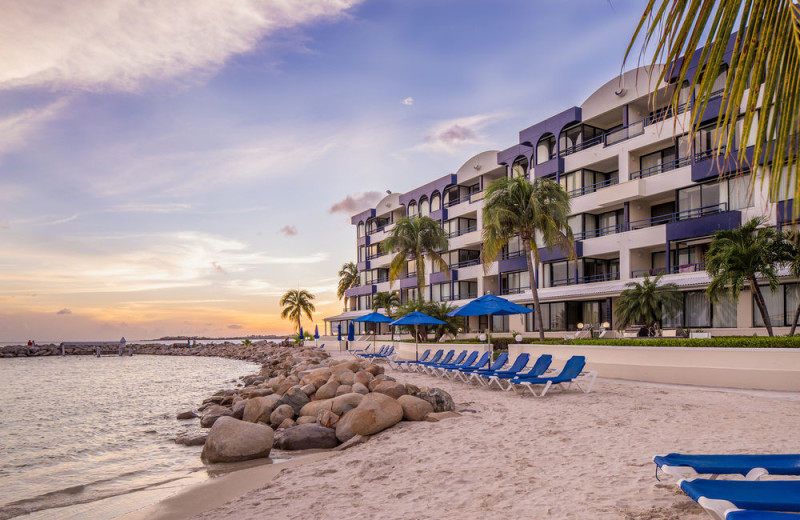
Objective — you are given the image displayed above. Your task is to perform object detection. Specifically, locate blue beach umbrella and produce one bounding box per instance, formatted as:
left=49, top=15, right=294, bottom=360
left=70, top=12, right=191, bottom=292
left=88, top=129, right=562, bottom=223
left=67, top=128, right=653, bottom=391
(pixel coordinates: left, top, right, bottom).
left=447, top=294, right=533, bottom=359
left=390, top=312, right=447, bottom=361
left=298, top=325, right=304, bottom=341
left=347, top=322, right=355, bottom=342
left=337, top=323, right=342, bottom=341
left=354, top=311, right=393, bottom=352
left=314, top=325, right=319, bottom=339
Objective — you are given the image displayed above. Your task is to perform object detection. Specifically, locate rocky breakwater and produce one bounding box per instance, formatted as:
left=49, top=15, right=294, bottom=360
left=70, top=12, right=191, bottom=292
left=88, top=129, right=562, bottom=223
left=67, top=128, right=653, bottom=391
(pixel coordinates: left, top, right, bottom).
left=178, top=346, right=457, bottom=464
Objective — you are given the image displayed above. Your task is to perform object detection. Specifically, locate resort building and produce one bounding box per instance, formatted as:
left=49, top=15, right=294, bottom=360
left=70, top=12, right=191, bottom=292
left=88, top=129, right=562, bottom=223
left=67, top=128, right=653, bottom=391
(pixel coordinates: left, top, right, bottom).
left=324, top=43, right=797, bottom=338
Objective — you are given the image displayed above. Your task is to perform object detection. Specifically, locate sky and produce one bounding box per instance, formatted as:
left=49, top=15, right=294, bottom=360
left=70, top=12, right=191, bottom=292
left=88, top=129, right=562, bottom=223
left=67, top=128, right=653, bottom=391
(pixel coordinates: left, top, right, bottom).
left=0, top=0, right=649, bottom=341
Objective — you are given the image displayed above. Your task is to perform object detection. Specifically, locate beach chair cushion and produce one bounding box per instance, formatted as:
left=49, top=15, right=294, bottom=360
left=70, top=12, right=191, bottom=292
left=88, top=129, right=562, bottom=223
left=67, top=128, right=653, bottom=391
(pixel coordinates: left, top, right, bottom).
left=680, top=479, right=800, bottom=513
left=655, top=454, right=800, bottom=478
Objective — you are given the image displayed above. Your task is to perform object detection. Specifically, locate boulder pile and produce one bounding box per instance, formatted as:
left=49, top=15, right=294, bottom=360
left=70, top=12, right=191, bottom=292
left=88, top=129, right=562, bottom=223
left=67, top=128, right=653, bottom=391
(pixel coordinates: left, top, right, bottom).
left=178, top=345, right=456, bottom=464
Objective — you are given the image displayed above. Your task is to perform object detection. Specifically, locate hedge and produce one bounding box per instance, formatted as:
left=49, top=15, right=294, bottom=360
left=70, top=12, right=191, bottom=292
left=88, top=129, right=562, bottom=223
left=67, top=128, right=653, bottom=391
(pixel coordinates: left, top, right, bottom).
left=440, top=336, right=800, bottom=349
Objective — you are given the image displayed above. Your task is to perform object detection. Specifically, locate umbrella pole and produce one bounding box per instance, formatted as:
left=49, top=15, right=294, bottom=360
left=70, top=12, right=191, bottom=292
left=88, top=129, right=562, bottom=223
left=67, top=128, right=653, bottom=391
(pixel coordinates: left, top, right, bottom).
left=415, top=324, right=419, bottom=361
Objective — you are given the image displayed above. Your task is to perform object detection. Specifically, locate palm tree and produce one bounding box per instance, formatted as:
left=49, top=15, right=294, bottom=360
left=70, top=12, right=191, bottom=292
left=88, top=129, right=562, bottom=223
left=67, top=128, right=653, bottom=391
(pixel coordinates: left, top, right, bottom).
left=705, top=217, right=793, bottom=336
left=616, top=274, right=682, bottom=333
left=481, top=176, right=574, bottom=341
left=372, top=291, right=401, bottom=317
left=336, top=262, right=359, bottom=300
left=625, top=1, right=800, bottom=215
left=384, top=215, right=449, bottom=301
left=279, top=289, right=316, bottom=333
left=393, top=300, right=460, bottom=342
left=784, top=230, right=800, bottom=335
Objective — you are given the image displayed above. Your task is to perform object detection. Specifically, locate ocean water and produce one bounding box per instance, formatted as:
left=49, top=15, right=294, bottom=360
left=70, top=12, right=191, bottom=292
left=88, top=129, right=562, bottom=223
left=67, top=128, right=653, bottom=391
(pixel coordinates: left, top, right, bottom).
left=0, top=355, right=262, bottom=520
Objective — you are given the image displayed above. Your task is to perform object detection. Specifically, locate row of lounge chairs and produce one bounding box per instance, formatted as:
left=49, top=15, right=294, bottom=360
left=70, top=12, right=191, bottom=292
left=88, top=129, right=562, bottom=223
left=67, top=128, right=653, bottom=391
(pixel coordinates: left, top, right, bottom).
left=350, top=344, right=395, bottom=360
left=389, top=348, right=597, bottom=397
left=654, top=452, right=800, bottom=519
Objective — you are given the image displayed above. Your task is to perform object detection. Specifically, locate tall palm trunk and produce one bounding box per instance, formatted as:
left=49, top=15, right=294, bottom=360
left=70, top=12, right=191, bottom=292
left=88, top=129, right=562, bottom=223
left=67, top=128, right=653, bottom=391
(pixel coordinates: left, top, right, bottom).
left=790, top=302, right=800, bottom=336
left=750, top=279, right=774, bottom=337
left=523, top=239, right=545, bottom=342
left=415, top=253, right=425, bottom=301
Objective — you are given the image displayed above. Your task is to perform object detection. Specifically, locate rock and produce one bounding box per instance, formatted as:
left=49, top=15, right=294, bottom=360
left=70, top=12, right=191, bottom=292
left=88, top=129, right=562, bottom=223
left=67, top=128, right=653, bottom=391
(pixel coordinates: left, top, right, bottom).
left=397, top=395, right=434, bottom=421
left=412, top=388, right=455, bottom=413
left=353, top=370, right=373, bottom=386
left=300, top=383, right=317, bottom=396
left=348, top=393, right=403, bottom=436
left=365, top=363, right=384, bottom=376
left=242, top=396, right=277, bottom=424
left=296, top=416, right=317, bottom=425
left=335, top=412, right=356, bottom=443
left=176, top=410, right=198, bottom=420
left=314, top=381, right=339, bottom=401
left=278, top=418, right=296, bottom=430
left=317, top=410, right=340, bottom=428
left=332, top=359, right=360, bottom=372
left=299, top=393, right=365, bottom=417
left=275, top=376, right=301, bottom=395
left=201, top=417, right=274, bottom=463
left=335, top=385, right=353, bottom=396
left=175, top=432, right=207, bottom=446
left=270, top=404, right=295, bottom=428
left=351, top=382, right=369, bottom=395
left=232, top=400, right=247, bottom=420
left=371, top=381, right=406, bottom=399
left=273, top=424, right=338, bottom=450
left=368, top=376, right=395, bottom=391
left=334, top=434, right=369, bottom=451
left=334, top=369, right=355, bottom=386
left=200, top=405, right=234, bottom=428
left=424, top=411, right=462, bottom=422
left=405, top=383, right=420, bottom=395
left=278, top=386, right=311, bottom=415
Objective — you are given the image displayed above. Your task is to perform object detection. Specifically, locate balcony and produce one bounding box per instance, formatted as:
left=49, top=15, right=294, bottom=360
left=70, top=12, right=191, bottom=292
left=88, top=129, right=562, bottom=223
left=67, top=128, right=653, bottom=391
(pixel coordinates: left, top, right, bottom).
left=630, top=156, right=692, bottom=180
left=669, top=262, right=706, bottom=274
left=501, top=286, right=530, bottom=296
left=560, top=134, right=604, bottom=157
left=365, top=251, right=387, bottom=261
left=440, top=292, right=478, bottom=302
left=568, top=176, right=619, bottom=198
left=550, top=271, right=620, bottom=287
left=631, top=268, right=667, bottom=278
left=604, top=119, right=645, bottom=146
left=574, top=224, right=622, bottom=241
left=446, top=226, right=477, bottom=238
left=451, top=258, right=480, bottom=269
left=629, top=203, right=729, bottom=231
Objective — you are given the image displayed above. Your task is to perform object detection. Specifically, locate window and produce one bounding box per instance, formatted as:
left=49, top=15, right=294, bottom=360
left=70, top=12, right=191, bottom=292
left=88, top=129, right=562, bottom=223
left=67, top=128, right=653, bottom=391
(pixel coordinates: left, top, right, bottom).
left=357, top=221, right=365, bottom=237
left=559, top=170, right=581, bottom=195
left=501, top=235, right=523, bottom=259
left=358, top=245, right=365, bottom=262
left=536, top=134, right=557, bottom=164
left=774, top=165, right=797, bottom=202
left=500, top=270, right=530, bottom=295
left=357, top=294, right=373, bottom=311
left=678, top=183, right=721, bottom=216
left=431, top=282, right=450, bottom=302
left=491, top=315, right=509, bottom=332
left=695, top=122, right=730, bottom=158
left=407, top=200, right=417, bottom=217
left=406, top=259, right=417, bottom=277
left=430, top=192, right=441, bottom=212
left=754, top=288, right=784, bottom=328
left=786, top=284, right=800, bottom=327
left=418, top=196, right=429, bottom=217
left=453, top=281, right=477, bottom=300
left=685, top=292, right=711, bottom=327
left=512, top=156, right=528, bottom=178
left=444, top=217, right=477, bottom=237
left=640, top=146, right=677, bottom=173
left=678, top=80, right=691, bottom=107
left=710, top=65, right=728, bottom=98
left=728, top=173, right=754, bottom=210
left=712, top=294, right=737, bottom=328
left=559, top=124, right=604, bottom=156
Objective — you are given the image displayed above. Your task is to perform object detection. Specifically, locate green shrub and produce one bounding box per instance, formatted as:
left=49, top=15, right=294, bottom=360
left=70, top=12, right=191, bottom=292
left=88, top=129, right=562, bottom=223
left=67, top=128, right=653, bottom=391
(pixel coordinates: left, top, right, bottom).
left=438, top=336, right=800, bottom=348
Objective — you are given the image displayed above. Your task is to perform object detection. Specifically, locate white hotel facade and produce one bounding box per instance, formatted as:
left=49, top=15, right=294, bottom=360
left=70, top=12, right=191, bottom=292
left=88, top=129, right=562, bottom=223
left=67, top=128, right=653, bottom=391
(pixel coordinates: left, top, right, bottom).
left=324, top=45, right=798, bottom=338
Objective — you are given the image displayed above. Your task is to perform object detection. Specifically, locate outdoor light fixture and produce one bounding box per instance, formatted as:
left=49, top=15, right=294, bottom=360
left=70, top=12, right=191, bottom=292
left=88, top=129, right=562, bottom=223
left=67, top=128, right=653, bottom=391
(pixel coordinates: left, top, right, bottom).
left=602, top=322, right=610, bottom=329
left=515, top=334, right=522, bottom=343
left=577, top=323, right=584, bottom=329
left=479, top=333, right=487, bottom=343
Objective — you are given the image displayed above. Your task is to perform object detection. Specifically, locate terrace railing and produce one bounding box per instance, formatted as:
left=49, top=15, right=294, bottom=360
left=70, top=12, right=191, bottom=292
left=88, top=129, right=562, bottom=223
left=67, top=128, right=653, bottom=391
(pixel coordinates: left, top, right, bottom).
left=452, top=258, right=481, bottom=269
left=568, top=176, right=619, bottom=197
left=629, top=202, right=728, bottom=230
left=573, top=223, right=623, bottom=241
left=630, top=155, right=692, bottom=180
left=446, top=225, right=477, bottom=238
left=500, top=286, right=531, bottom=295
left=550, top=271, right=620, bottom=287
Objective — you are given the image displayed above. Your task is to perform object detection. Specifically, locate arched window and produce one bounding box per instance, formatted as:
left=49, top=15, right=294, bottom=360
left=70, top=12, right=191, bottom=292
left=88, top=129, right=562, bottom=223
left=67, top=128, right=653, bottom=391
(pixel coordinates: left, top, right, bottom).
left=537, top=133, right=556, bottom=164
left=419, top=196, right=430, bottom=217
left=407, top=200, right=418, bottom=217
left=357, top=221, right=365, bottom=237
left=511, top=156, right=528, bottom=178
left=430, top=191, right=441, bottom=211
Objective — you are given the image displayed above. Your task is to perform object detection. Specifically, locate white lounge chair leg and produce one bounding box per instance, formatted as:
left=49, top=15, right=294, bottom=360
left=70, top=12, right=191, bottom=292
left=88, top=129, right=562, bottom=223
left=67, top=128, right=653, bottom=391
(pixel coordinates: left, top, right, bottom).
left=745, top=467, right=769, bottom=480
left=538, top=381, right=553, bottom=397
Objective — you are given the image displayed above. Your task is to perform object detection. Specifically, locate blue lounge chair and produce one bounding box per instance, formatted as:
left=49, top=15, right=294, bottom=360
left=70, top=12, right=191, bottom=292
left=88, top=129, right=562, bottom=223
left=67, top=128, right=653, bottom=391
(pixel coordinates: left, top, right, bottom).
left=475, top=353, right=530, bottom=388
left=356, top=345, right=388, bottom=358
left=391, top=349, right=431, bottom=371
left=431, top=351, right=478, bottom=377
left=726, top=512, right=800, bottom=519
left=443, top=351, right=490, bottom=380
left=407, top=349, right=444, bottom=372
left=422, top=350, right=467, bottom=375
left=654, top=453, right=800, bottom=481
left=349, top=343, right=374, bottom=357
left=489, top=354, right=552, bottom=391
left=416, top=350, right=455, bottom=373
left=508, top=356, right=597, bottom=396
left=459, top=353, right=508, bottom=383
left=370, top=345, right=395, bottom=361
left=679, top=478, right=800, bottom=520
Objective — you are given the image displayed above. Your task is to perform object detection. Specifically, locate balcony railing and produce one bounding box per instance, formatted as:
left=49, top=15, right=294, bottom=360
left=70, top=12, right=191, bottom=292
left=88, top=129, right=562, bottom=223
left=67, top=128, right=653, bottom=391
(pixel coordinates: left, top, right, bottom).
left=630, top=155, right=692, bottom=180
left=568, top=176, right=619, bottom=197
left=550, top=271, right=620, bottom=287
left=631, top=268, right=667, bottom=278
left=670, top=262, right=706, bottom=274
left=648, top=101, right=691, bottom=124
left=446, top=225, right=477, bottom=238
left=444, top=197, right=463, bottom=208
left=440, top=292, right=478, bottom=302
left=501, top=286, right=530, bottom=295
left=629, top=202, right=729, bottom=230
left=605, top=119, right=646, bottom=146
left=500, top=249, right=525, bottom=260
left=573, top=224, right=622, bottom=241
left=366, top=251, right=387, bottom=261
left=452, top=258, right=481, bottom=269
left=560, top=134, right=605, bottom=157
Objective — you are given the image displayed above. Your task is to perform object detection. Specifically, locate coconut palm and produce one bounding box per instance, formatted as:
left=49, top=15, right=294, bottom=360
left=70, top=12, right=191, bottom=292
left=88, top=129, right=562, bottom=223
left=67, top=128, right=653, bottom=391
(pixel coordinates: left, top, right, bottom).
left=481, top=176, right=574, bottom=341
left=393, top=300, right=459, bottom=342
left=625, top=1, right=800, bottom=214
left=279, top=289, right=316, bottom=333
left=787, top=231, right=800, bottom=335
left=705, top=217, right=793, bottom=336
left=384, top=215, right=449, bottom=301
left=616, top=274, right=682, bottom=333
left=336, top=262, right=359, bottom=300
left=372, top=291, right=401, bottom=317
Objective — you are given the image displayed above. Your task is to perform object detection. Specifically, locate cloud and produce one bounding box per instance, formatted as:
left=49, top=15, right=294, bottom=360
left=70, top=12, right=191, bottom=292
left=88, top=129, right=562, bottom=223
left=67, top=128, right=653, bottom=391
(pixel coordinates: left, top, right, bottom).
left=417, top=112, right=506, bottom=153
left=227, top=324, right=243, bottom=330
left=434, top=125, right=476, bottom=143
left=211, top=261, right=227, bottom=274
left=401, top=97, right=414, bottom=106
left=279, top=225, right=298, bottom=236
left=329, top=191, right=382, bottom=214
left=0, top=0, right=364, bottom=93
left=0, top=98, right=70, bottom=158
left=56, top=308, right=72, bottom=315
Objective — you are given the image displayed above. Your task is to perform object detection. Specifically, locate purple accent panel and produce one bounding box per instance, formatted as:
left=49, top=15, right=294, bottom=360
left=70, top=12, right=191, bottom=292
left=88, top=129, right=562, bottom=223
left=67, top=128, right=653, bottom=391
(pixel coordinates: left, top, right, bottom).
left=356, top=261, right=370, bottom=271
left=498, top=256, right=527, bottom=273
left=666, top=211, right=741, bottom=242
left=777, top=200, right=795, bottom=224
left=351, top=208, right=375, bottom=225
left=497, top=144, right=534, bottom=166
left=430, top=271, right=452, bottom=284
left=345, top=284, right=375, bottom=298
left=697, top=96, right=724, bottom=125
left=692, top=146, right=754, bottom=182
left=538, top=241, right=583, bottom=263
left=666, top=34, right=736, bottom=83
left=398, top=174, right=457, bottom=207
left=518, top=106, right=581, bottom=147
left=429, top=208, right=446, bottom=221
left=399, top=277, right=418, bottom=289
left=534, top=157, right=563, bottom=178
left=450, top=270, right=459, bottom=282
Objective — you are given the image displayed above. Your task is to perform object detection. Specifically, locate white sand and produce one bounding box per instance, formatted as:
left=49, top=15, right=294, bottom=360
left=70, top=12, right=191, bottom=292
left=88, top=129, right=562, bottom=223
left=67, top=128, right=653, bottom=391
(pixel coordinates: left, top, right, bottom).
left=181, top=364, right=800, bottom=520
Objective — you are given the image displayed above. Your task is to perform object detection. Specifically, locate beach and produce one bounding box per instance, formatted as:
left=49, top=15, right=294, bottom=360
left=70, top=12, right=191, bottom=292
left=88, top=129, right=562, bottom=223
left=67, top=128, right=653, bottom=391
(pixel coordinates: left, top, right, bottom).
left=127, top=354, right=800, bottom=520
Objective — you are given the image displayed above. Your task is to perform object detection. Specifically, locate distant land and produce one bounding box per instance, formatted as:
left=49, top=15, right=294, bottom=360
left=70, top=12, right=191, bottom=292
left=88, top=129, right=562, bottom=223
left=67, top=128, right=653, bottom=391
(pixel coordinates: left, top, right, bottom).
left=150, top=334, right=290, bottom=341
